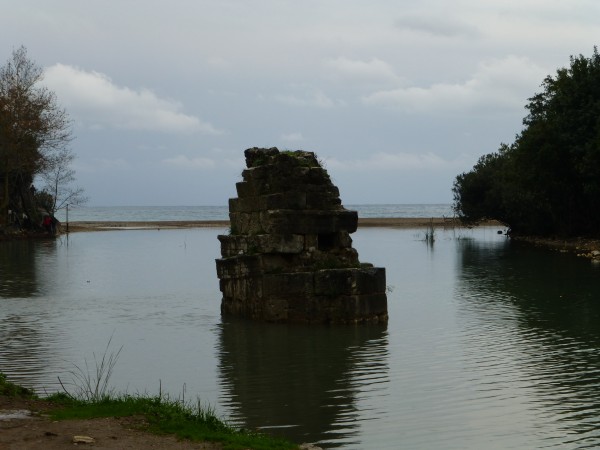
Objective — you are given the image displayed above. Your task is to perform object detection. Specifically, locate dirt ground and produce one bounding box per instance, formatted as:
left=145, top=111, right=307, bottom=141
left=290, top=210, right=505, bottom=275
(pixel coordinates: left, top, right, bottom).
left=0, top=396, right=222, bottom=450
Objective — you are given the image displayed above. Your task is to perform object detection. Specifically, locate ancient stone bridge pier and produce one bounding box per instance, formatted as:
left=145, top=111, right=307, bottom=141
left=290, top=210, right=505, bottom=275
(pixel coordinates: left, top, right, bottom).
left=216, top=147, right=388, bottom=324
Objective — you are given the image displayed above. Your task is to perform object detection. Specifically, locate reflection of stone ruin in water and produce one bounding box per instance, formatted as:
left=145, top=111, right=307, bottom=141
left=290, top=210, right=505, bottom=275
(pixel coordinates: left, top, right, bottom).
left=216, top=147, right=388, bottom=324
left=217, top=317, right=389, bottom=442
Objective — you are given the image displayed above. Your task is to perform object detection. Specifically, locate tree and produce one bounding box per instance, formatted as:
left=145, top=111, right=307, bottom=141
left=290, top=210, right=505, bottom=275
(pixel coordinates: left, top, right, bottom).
left=37, top=146, right=87, bottom=214
left=453, top=47, right=600, bottom=237
left=0, top=46, right=76, bottom=227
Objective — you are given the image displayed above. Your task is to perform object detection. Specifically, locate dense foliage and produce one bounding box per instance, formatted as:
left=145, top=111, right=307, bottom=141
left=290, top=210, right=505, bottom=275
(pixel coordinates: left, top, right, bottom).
left=453, top=48, right=600, bottom=237
left=0, top=46, right=84, bottom=230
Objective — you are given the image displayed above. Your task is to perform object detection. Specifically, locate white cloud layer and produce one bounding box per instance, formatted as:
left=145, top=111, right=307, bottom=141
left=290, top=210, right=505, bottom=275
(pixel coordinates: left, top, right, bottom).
left=363, top=56, right=547, bottom=113
left=324, top=57, right=403, bottom=84
left=162, top=155, right=216, bottom=170
left=76, top=158, right=130, bottom=173
left=43, top=64, right=221, bottom=134
left=325, top=152, right=467, bottom=171
left=394, top=14, right=481, bottom=38
left=273, top=90, right=337, bottom=108
left=281, top=132, right=304, bottom=142
left=3, top=0, right=597, bottom=205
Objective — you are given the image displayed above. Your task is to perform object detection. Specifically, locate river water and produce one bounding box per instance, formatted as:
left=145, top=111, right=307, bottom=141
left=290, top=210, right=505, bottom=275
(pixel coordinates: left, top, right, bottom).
left=2, top=225, right=600, bottom=449
left=53, top=203, right=454, bottom=222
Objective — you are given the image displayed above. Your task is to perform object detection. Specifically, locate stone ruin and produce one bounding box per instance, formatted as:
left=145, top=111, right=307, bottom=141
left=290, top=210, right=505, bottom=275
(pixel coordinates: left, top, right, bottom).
left=215, top=147, right=388, bottom=324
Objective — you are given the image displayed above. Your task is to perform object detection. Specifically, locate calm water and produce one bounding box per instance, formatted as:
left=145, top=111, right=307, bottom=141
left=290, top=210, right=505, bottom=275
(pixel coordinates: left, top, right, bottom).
left=2, top=225, right=600, bottom=449
left=54, top=204, right=454, bottom=222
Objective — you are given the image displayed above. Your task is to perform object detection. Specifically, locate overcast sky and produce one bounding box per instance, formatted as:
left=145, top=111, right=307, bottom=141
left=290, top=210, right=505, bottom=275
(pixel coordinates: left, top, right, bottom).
left=2, top=1, right=598, bottom=206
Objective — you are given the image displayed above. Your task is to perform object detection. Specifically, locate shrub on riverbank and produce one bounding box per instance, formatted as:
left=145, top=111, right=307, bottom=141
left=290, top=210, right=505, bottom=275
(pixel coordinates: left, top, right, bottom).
left=453, top=47, right=600, bottom=237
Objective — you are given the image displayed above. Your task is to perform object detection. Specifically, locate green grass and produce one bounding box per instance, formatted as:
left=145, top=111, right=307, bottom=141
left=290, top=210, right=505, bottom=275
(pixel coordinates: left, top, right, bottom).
left=46, top=393, right=297, bottom=450
left=1, top=372, right=297, bottom=450
left=280, top=150, right=320, bottom=167
left=57, top=334, right=123, bottom=402
left=0, top=372, right=36, bottom=398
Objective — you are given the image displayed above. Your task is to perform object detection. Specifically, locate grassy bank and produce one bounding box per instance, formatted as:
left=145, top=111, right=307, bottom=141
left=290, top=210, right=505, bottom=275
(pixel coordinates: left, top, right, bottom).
left=0, top=372, right=297, bottom=450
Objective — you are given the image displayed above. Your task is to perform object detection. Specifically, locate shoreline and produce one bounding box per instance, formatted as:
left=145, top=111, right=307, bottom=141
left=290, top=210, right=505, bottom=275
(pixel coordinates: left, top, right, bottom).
left=65, top=217, right=503, bottom=232
left=61, top=219, right=600, bottom=259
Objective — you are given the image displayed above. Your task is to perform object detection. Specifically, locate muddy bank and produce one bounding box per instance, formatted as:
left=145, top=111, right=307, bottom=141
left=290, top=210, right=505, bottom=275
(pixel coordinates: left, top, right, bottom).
left=0, top=395, right=221, bottom=450
left=511, top=235, right=600, bottom=260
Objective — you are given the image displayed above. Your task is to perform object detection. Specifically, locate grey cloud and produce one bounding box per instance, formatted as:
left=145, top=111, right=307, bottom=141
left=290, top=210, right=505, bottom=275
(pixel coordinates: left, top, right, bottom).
left=394, top=14, right=481, bottom=38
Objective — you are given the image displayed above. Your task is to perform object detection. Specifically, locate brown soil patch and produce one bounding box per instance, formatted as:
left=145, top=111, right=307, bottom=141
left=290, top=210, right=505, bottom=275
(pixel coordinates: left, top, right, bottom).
left=0, top=396, right=221, bottom=450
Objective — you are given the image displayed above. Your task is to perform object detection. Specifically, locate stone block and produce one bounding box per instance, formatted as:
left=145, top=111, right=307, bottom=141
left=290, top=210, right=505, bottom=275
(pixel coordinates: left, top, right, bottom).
left=262, top=210, right=358, bottom=234
left=340, top=293, right=388, bottom=317
left=305, top=185, right=339, bottom=196
left=337, top=231, right=353, bottom=248
left=263, top=297, right=289, bottom=322
left=220, top=296, right=242, bottom=315
left=220, top=234, right=304, bottom=257
left=231, top=193, right=308, bottom=213
left=229, top=197, right=262, bottom=213
left=305, top=192, right=342, bottom=210
left=250, top=213, right=266, bottom=234
left=235, top=181, right=255, bottom=198
left=230, top=211, right=265, bottom=235
left=263, top=272, right=314, bottom=297
left=215, top=255, right=262, bottom=280
left=264, top=192, right=307, bottom=210
left=314, top=269, right=354, bottom=296
left=244, top=147, right=279, bottom=167
left=219, top=276, right=263, bottom=301
left=304, top=234, right=318, bottom=250
left=304, top=167, right=331, bottom=184
left=228, top=212, right=249, bottom=234
left=256, top=234, right=304, bottom=254
left=260, top=254, right=295, bottom=273
left=242, top=164, right=270, bottom=180
left=217, top=234, right=244, bottom=257
left=353, top=267, right=387, bottom=295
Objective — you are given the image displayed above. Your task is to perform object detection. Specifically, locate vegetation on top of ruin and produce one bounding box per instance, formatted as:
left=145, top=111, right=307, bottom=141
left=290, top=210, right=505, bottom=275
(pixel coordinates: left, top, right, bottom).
left=246, top=148, right=321, bottom=169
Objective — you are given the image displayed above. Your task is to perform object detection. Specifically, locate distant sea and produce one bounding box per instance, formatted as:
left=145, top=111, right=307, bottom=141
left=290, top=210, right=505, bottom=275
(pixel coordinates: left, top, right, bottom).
left=55, top=204, right=454, bottom=223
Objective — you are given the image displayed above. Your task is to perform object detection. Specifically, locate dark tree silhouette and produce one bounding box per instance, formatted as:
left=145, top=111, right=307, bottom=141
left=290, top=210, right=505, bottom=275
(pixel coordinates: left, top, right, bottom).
left=453, top=47, right=600, bottom=237
left=0, top=46, right=83, bottom=228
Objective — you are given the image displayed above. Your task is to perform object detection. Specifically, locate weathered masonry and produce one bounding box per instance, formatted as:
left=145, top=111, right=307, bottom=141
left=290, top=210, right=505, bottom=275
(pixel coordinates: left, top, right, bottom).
left=216, top=147, right=388, bottom=324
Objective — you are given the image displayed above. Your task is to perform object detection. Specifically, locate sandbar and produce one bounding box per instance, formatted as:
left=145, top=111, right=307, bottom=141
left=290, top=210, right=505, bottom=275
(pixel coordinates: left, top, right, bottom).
left=65, top=217, right=502, bottom=232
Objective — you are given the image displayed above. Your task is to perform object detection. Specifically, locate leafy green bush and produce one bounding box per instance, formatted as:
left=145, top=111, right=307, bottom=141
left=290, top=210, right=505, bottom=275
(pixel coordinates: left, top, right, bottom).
left=453, top=47, right=600, bottom=237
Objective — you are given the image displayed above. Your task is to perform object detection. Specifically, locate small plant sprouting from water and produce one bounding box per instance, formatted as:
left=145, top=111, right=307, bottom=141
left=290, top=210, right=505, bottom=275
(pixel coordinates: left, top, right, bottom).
left=423, top=218, right=435, bottom=245
left=58, top=335, right=123, bottom=402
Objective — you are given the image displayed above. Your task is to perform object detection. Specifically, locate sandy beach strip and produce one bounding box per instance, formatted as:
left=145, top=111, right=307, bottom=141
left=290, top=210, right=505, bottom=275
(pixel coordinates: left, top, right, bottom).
left=65, top=217, right=503, bottom=232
